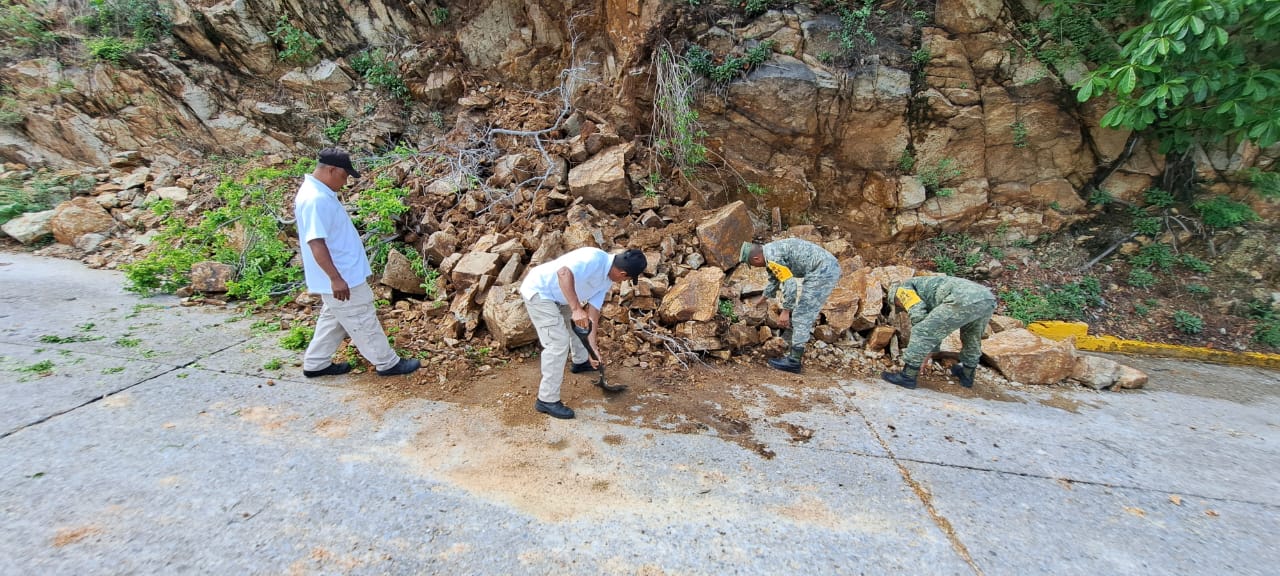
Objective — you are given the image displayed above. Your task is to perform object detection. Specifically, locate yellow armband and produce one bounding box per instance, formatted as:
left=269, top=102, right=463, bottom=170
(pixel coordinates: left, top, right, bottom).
left=766, top=261, right=793, bottom=283
left=896, top=287, right=922, bottom=311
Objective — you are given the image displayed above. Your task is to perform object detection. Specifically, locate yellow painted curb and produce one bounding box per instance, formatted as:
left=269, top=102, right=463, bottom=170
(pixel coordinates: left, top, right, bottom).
left=1028, top=321, right=1280, bottom=370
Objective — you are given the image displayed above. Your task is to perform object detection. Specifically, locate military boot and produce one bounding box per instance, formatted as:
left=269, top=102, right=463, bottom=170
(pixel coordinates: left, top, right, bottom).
left=767, top=345, right=804, bottom=374
left=950, top=363, right=976, bottom=388
left=881, top=363, right=920, bottom=389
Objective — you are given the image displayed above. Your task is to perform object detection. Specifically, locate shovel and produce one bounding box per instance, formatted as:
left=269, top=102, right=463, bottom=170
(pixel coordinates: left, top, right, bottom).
left=572, top=321, right=627, bottom=393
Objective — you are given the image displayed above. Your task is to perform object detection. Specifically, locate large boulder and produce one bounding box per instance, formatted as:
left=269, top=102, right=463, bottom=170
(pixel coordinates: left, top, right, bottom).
left=450, top=251, right=500, bottom=291
left=1070, top=355, right=1149, bottom=390
left=2, top=209, right=55, bottom=244
left=50, top=197, right=114, bottom=246
left=380, top=249, right=426, bottom=295
left=189, top=261, right=235, bottom=293
left=658, top=267, right=725, bottom=324
left=981, top=328, right=1077, bottom=385
left=696, top=200, right=754, bottom=270
left=483, top=285, right=538, bottom=349
left=568, top=144, right=632, bottom=214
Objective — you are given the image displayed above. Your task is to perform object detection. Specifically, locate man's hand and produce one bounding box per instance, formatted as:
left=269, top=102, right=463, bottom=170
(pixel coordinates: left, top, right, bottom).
left=778, top=309, right=791, bottom=329
left=331, top=277, right=350, bottom=301
left=571, top=306, right=589, bottom=329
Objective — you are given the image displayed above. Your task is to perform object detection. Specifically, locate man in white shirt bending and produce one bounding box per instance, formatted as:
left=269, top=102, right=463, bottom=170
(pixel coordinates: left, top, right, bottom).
left=519, top=247, right=647, bottom=419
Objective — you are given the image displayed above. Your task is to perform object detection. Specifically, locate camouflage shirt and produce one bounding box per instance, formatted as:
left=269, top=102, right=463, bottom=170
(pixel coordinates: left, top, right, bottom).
left=763, top=238, right=840, bottom=310
left=896, top=275, right=995, bottom=324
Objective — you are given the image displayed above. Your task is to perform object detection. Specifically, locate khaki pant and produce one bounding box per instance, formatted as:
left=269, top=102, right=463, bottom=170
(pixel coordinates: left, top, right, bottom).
left=524, top=293, right=590, bottom=403
left=303, top=282, right=400, bottom=372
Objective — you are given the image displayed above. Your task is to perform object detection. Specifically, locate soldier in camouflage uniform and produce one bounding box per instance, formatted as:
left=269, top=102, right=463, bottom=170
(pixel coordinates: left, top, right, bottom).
left=740, top=239, right=842, bottom=373
left=881, top=275, right=997, bottom=389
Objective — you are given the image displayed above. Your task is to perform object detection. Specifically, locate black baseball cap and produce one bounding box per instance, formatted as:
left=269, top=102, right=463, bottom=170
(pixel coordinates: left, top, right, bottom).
left=317, top=147, right=361, bottom=178
left=614, top=249, right=647, bottom=279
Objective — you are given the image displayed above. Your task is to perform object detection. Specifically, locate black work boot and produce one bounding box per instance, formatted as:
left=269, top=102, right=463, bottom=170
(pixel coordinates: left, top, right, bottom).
left=881, top=363, right=920, bottom=389
left=535, top=399, right=575, bottom=419
left=767, top=345, right=804, bottom=374
left=950, top=363, right=976, bottom=388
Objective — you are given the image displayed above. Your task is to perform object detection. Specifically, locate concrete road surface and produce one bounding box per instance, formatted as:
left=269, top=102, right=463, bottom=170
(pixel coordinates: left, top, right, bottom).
left=2, top=252, right=1278, bottom=575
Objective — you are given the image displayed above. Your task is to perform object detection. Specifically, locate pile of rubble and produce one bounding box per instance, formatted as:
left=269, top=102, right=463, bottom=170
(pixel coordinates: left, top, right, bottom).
left=2, top=147, right=1147, bottom=391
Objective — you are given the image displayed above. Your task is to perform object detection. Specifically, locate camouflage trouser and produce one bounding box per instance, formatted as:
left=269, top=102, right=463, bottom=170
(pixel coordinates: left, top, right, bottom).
left=789, top=261, right=842, bottom=348
left=902, top=297, right=997, bottom=368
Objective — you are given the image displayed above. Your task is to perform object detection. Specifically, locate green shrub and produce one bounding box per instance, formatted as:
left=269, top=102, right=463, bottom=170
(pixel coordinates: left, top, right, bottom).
left=85, top=36, right=134, bottom=63
left=353, top=177, right=410, bottom=236
left=897, top=149, right=915, bottom=172
left=1142, top=187, right=1176, bottom=208
left=0, top=171, right=90, bottom=225
left=0, top=95, right=21, bottom=126
left=1000, top=277, right=1101, bottom=324
left=1254, top=317, right=1280, bottom=348
left=323, top=117, right=349, bottom=143
left=686, top=41, right=774, bottom=86
left=1130, top=243, right=1175, bottom=272
left=1177, top=254, right=1212, bottom=274
left=122, top=159, right=312, bottom=302
left=78, top=0, right=171, bottom=45
left=918, top=157, right=963, bottom=197
left=933, top=255, right=958, bottom=276
left=1132, top=216, right=1161, bottom=236
left=746, top=183, right=768, bottom=197
left=1011, top=120, right=1029, bottom=148
left=834, top=1, right=877, bottom=59
left=350, top=48, right=411, bottom=102
left=280, top=325, right=313, bottom=351
left=430, top=7, right=449, bottom=26
left=1172, top=310, right=1203, bottom=335
left=744, top=0, right=771, bottom=16
left=0, top=1, right=57, bottom=48
left=1126, top=268, right=1156, bottom=288
left=1245, top=168, right=1280, bottom=199
left=1087, top=188, right=1113, bottom=205
left=1194, top=195, right=1259, bottom=229
left=269, top=17, right=321, bottom=64
left=718, top=298, right=738, bottom=323
left=1185, top=284, right=1211, bottom=297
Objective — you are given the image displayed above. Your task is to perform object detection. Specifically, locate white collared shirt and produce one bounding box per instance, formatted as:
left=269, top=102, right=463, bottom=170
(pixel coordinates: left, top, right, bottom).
left=294, top=174, right=371, bottom=294
left=519, top=247, right=614, bottom=309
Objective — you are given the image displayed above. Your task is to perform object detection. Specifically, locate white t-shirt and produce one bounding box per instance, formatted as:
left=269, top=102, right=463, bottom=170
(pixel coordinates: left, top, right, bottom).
left=294, top=174, right=371, bottom=294
left=519, top=247, right=614, bottom=309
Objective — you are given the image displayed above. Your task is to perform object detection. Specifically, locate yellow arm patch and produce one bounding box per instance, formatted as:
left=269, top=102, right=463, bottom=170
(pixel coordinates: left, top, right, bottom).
left=896, top=287, right=923, bottom=311
left=766, top=261, right=794, bottom=283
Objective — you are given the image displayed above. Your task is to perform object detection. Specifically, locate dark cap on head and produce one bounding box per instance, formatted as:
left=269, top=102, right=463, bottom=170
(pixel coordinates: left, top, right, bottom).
left=317, top=147, right=361, bottom=178
left=614, top=249, right=647, bottom=279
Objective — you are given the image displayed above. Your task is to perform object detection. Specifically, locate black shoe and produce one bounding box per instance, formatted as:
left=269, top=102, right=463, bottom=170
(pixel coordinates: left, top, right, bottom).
left=303, top=362, right=352, bottom=378
left=950, top=364, right=975, bottom=388
left=881, top=370, right=917, bottom=389
left=377, top=358, right=421, bottom=376
left=570, top=361, right=597, bottom=374
left=535, top=399, right=575, bottom=419
left=767, top=356, right=802, bottom=374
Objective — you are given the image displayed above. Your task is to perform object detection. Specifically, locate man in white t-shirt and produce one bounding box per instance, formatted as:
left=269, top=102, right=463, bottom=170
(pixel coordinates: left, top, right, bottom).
left=519, top=247, right=647, bottom=419
left=293, top=148, right=419, bottom=378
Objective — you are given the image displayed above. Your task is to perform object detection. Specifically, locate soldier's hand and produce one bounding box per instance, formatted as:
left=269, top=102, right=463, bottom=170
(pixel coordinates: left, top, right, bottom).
left=778, top=309, right=791, bottom=329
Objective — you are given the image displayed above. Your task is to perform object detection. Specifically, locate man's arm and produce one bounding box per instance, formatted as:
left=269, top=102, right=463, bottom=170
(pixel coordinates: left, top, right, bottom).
left=556, top=266, right=589, bottom=328
left=308, top=238, right=350, bottom=301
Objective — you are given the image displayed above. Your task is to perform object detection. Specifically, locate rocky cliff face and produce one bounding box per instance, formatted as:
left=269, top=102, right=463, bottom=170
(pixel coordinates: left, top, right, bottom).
left=1, top=0, right=1274, bottom=247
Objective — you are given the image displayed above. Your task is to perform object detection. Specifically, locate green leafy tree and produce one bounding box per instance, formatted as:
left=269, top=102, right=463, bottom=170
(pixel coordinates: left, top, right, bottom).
left=1074, top=0, right=1280, bottom=153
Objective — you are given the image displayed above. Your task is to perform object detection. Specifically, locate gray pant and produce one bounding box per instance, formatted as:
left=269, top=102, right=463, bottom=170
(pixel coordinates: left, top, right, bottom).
left=902, top=297, right=996, bottom=368
left=524, top=293, right=590, bottom=403
left=790, top=261, right=842, bottom=347
left=303, top=282, right=400, bottom=372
